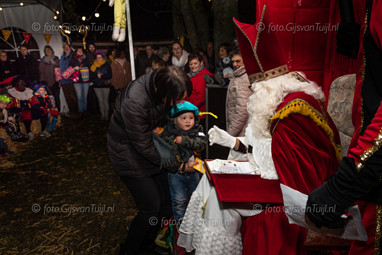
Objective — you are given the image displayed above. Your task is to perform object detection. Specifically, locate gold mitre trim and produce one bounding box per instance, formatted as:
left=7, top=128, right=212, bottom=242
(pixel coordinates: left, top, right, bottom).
left=291, top=71, right=310, bottom=83
left=248, top=66, right=310, bottom=84
left=248, top=64, right=289, bottom=83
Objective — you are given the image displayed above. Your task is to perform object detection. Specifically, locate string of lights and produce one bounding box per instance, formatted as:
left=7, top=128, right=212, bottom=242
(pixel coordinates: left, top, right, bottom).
left=0, top=1, right=105, bottom=23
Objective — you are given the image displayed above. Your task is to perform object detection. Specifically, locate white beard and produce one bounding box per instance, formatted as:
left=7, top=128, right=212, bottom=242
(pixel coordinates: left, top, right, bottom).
left=244, top=72, right=325, bottom=180
left=247, top=72, right=325, bottom=138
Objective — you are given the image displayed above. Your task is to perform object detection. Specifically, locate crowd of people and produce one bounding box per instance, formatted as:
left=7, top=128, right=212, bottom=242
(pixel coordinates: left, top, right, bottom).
left=2, top=0, right=382, bottom=254
left=0, top=40, right=239, bottom=158
left=0, top=42, right=134, bottom=155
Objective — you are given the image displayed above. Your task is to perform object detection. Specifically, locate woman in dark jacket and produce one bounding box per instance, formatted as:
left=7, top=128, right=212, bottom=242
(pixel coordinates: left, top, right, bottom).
left=0, top=50, right=14, bottom=94
left=86, top=42, right=98, bottom=114
left=90, top=50, right=112, bottom=120
left=107, top=66, right=196, bottom=254
left=70, top=47, right=91, bottom=114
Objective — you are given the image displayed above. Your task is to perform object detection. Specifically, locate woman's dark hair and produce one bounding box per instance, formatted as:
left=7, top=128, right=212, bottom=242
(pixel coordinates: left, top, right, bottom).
left=44, top=45, right=54, bottom=55
left=76, top=47, right=85, bottom=53
left=218, top=42, right=232, bottom=55
left=106, top=47, right=117, bottom=57
left=188, top=51, right=203, bottom=63
left=88, top=42, right=96, bottom=50
left=155, top=66, right=192, bottom=110
left=229, top=46, right=241, bottom=58
left=157, top=46, right=169, bottom=59
left=152, top=59, right=165, bottom=70
left=171, top=41, right=183, bottom=49
left=117, top=48, right=127, bottom=58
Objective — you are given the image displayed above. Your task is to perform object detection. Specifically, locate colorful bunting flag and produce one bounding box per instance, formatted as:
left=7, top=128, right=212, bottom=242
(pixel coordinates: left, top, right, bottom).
left=22, top=32, right=32, bottom=44
left=1, top=30, right=12, bottom=42
left=43, top=34, right=52, bottom=44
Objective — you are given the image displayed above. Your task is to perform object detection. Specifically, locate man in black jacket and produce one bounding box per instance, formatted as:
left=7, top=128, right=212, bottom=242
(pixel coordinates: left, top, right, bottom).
left=15, top=45, right=39, bottom=88
left=135, top=45, right=159, bottom=78
left=0, top=50, right=14, bottom=82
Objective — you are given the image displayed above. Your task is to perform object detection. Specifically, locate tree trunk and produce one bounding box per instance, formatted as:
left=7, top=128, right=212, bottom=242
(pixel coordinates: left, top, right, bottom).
left=190, top=0, right=210, bottom=50
left=172, top=0, right=185, bottom=41
left=213, top=0, right=238, bottom=62
left=180, top=0, right=199, bottom=50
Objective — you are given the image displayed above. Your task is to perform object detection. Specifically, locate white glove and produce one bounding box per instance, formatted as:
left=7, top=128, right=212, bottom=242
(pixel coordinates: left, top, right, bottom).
left=109, top=0, right=115, bottom=7
left=208, top=125, right=237, bottom=149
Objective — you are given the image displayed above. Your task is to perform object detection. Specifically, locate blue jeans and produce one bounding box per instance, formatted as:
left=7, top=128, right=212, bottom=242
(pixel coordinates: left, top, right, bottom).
left=168, top=172, right=200, bottom=222
left=74, top=82, right=90, bottom=112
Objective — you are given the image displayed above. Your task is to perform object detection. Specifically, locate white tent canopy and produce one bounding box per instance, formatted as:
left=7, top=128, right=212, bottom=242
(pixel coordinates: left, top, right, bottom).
left=0, top=0, right=63, bottom=58
left=0, top=0, right=60, bottom=10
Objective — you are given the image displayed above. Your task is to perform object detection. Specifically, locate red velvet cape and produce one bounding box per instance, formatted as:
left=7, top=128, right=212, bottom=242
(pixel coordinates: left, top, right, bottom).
left=241, top=92, right=341, bottom=255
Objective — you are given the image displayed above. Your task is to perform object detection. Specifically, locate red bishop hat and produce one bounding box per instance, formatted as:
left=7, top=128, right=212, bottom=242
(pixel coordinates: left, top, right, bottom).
left=234, top=4, right=328, bottom=84
left=234, top=6, right=292, bottom=83
left=235, top=6, right=286, bottom=83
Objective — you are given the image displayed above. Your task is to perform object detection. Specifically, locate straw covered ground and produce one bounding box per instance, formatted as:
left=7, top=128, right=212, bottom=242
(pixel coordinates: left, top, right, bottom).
left=0, top=116, right=136, bottom=254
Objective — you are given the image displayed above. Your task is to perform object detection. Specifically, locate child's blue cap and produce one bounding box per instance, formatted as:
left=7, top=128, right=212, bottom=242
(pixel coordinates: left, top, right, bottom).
left=34, top=84, right=46, bottom=91
left=171, top=101, right=199, bottom=118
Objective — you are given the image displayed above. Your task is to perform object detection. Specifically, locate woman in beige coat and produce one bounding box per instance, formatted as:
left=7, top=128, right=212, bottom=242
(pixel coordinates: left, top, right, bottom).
left=225, top=47, right=252, bottom=137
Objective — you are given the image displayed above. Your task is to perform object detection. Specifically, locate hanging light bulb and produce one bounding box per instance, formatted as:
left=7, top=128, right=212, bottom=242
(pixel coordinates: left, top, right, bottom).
left=20, top=2, right=24, bottom=6
left=56, top=10, right=59, bottom=14
left=0, top=7, right=3, bottom=11
left=95, top=12, right=100, bottom=18
left=54, top=15, right=57, bottom=20
left=82, top=16, right=86, bottom=21
left=103, top=0, right=107, bottom=2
